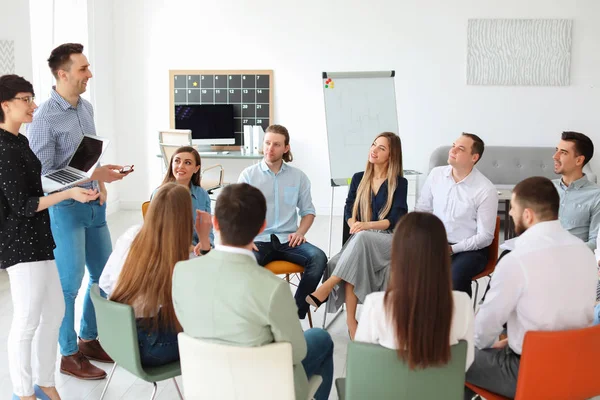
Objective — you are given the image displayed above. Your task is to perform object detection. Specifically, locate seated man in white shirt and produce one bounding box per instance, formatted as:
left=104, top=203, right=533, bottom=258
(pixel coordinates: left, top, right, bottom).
left=415, top=133, right=498, bottom=297
left=464, top=176, right=597, bottom=400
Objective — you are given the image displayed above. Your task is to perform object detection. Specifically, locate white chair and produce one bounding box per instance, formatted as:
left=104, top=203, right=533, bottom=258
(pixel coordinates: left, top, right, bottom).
left=159, top=129, right=192, bottom=146
left=178, top=332, right=322, bottom=400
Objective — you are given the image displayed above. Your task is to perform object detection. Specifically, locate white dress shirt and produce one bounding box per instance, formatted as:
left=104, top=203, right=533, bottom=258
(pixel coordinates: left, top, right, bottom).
left=475, top=220, right=596, bottom=354
left=215, top=244, right=257, bottom=262
left=355, top=291, right=475, bottom=371
left=415, top=165, right=498, bottom=253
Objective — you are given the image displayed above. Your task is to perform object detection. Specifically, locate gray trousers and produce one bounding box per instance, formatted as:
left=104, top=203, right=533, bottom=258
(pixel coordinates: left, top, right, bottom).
left=464, top=346, right=521, bottom=400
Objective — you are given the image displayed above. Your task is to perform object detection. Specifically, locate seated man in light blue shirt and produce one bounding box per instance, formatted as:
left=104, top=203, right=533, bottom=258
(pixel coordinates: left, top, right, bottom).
left=552, top=131, right=600, bottom=251
left=238, top=124, right=327, bottom=319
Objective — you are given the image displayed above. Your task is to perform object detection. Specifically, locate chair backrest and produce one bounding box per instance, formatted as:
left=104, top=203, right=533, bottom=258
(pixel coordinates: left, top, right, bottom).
left=159, top=143, right=183, bottom=170
left=344, top=340, right=467, bottom=400
left=159, top=129, right=192, bottom=146
left=515, top=325, right=600, bottom=399
left=141, top=201, right=150, bottom=219
left=489, top=216, right=500, bottom=262
left=428, top=146, right=597, bottom=185
left=200, top=164, right=225, bottom=193
left=178, top=332, right=296, bottom=400
left=90, top=284, right=147, bottom=378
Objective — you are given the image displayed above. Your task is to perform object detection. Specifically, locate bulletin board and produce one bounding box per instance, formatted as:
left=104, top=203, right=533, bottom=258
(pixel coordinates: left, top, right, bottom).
left=169, top=70, right=274, bottom=147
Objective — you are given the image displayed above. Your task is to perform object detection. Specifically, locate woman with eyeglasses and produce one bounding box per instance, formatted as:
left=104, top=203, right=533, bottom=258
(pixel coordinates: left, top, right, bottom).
left=0, top=75, right=99, bottom=400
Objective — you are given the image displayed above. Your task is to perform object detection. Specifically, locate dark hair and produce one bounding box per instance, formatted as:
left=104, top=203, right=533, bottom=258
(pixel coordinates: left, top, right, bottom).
left=0, top=75, right=34, bottom=123
left=561, top=131, right=594, bottom=166
left=265, top=124, right=293, bottom=162
left=48, top=43, right=84, bottom=79
left=461, top=132, right=485, bottom=164
left=384, top=212, right=453, bottom=369
left=161, top=146, right=202, bottom=187
left=512, top=176, right=559, bottom=221
left=215, top=183, right=266, bottom=246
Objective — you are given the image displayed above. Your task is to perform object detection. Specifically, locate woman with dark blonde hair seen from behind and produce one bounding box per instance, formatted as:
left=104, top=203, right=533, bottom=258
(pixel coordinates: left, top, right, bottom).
left=355, top=212, right=474, bottom=370
left=102, top=183, right=211, bottom=366
left=307, top=132, right=408, bottom=339
left=156, top=146, right=213, bottom=254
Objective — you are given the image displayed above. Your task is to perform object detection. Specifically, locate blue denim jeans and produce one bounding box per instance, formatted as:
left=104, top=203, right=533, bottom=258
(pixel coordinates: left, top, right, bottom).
left=254, top=234, right=327, bottom=318
left=49, top=199, right=112, bottom=356
left=593, top=303, right=600, bottom=325
left=302, top=328, right=334, bottom=400
left=136, top=320, right=180, bottom=367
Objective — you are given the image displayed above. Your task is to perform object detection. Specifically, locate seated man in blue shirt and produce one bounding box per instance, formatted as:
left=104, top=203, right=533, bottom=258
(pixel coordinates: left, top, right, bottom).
left=552, top=131, right=600, bottom=251
left=238, top=125, right=327, bottom=319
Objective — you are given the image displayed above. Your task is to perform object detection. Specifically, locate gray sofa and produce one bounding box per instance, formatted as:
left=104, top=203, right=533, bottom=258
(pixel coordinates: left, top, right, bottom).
left=428, top=146, right=597, bottom=187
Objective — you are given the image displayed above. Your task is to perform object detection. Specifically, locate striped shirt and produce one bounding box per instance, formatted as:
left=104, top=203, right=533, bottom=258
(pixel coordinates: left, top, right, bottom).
left=27, top=88, right=97, bottom=190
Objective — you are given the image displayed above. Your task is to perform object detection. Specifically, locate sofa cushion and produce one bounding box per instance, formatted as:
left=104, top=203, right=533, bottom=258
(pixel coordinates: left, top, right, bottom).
left=429, top=146, right=597, bottom=186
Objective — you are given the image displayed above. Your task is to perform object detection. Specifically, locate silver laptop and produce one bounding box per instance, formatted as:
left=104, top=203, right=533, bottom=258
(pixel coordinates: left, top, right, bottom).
left=41, top=135, right=110, bottom=193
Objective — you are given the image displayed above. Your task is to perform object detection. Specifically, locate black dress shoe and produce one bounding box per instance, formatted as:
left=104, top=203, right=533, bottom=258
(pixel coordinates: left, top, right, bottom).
left=305, top=294, right=328, bottom=311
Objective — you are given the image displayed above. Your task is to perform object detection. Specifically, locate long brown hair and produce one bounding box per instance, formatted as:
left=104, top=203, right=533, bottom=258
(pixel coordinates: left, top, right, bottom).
left=384, top=212, right=454, bottom=369
left=265, top=124, right=293, bottom=162
left=161, top=146, right=202, bottom=187
left=110, top=183, right=192, bottom=332
left=352, top=132, right=403, bottom=222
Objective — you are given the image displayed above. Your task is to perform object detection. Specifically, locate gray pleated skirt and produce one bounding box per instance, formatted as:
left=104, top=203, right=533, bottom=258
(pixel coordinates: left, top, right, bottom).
left=324, top=230, right=393, bottom=313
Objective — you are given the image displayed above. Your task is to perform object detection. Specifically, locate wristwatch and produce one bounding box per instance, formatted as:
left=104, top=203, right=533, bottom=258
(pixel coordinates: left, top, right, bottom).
left=200, top=248, right=211, bottom=255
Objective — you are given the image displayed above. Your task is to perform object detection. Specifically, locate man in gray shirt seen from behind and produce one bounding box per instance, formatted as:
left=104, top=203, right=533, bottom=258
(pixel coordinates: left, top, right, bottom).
left=552, top=131, right=600, bottom=251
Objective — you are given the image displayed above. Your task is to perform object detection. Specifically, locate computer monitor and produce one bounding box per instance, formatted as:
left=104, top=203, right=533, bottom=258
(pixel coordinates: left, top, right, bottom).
left=174, top=104, right=235, bottom=145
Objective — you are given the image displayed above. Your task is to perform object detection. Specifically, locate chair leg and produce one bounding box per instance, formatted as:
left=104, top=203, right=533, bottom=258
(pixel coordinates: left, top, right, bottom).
left=99, top=362, right=118, bottom=400
left=322, top=305, right=328, bottom=328
left=307, top=308, right=313, bottom=328
left=473, top=280, right=480, bottom=312
left=173, top=377, right=184, bottom=400
left=150, top=382, right=158, bottom=400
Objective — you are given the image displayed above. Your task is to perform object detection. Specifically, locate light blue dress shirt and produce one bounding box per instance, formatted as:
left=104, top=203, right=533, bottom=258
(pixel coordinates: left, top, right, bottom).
left=152, top=183, right=214, bottom=246
left=28, top=88, right=97, bottom=190
left=238, top=160, right=315, bottom=243
left=553, top=175, right=600, bottom=250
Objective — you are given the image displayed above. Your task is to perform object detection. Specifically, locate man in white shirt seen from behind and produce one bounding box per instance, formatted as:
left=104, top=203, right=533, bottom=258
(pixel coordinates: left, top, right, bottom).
left=415, top=133, right=498, bottom=297
left=464, top=176, right=596, bottom=400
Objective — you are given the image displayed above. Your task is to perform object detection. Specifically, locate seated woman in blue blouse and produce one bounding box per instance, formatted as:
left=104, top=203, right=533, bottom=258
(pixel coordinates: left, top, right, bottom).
left=155, top=146, right=214, bottom=253
left=307, top=132, right=408, bottom=339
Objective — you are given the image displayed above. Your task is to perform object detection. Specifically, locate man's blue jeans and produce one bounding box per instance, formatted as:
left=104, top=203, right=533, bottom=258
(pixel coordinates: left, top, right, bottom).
left=254, top=234, right=327, bottom=318
left=49, top=199, right=112, bottom=356
left=302, top=328, right=334, bottom=400
left=594, top=303, right=600, bottom=325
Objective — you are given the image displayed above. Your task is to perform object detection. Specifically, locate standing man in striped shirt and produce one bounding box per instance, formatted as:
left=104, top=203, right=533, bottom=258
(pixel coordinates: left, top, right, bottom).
left=28, top=43, right=132, bottom=380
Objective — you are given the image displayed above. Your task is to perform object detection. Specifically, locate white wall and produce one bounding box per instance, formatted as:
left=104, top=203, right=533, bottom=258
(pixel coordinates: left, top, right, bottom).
left=87, top=0, right=121, bottom=214
left=110, top=0, right=600, bottom=214
left=0, top=1, right=32, bottom=80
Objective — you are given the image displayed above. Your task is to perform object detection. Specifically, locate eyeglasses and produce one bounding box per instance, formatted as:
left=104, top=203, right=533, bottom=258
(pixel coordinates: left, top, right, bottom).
left=13, top=96, right=35, bottom=104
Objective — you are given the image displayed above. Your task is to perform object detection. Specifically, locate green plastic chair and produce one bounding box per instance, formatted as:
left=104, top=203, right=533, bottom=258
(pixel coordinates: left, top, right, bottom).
left=336, top=340, right=467, bottom=400
left=90, top=284, right=184, bottom=400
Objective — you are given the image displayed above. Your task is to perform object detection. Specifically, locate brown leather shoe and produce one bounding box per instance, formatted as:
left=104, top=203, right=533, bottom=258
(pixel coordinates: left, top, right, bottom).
left=78, top=337, right=113, bottom=363
left=60, top=351, right=107, bottom=380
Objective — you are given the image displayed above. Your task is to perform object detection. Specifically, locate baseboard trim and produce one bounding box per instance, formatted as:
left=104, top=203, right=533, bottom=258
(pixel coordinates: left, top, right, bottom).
left=106, top=200, right=121, bottom=216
